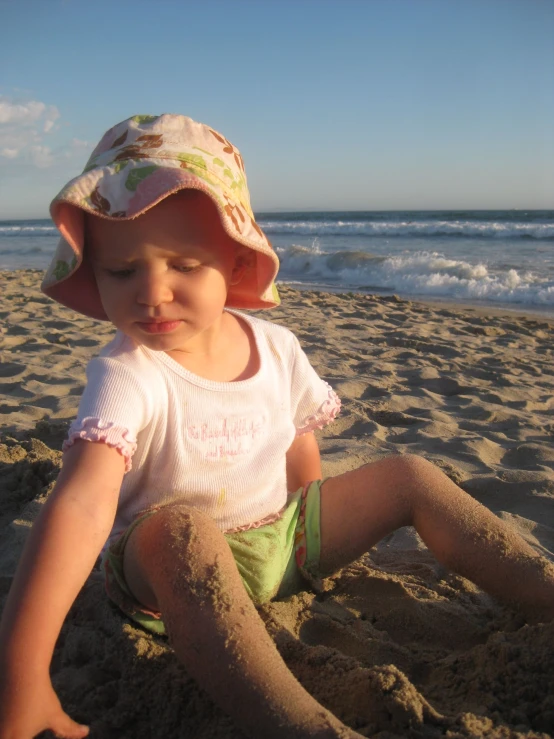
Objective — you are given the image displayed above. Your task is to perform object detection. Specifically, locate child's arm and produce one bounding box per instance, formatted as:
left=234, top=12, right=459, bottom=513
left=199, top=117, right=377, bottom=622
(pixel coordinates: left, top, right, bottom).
left=286, top=431, right=322, bottom=491
left=0, top=440, right=125, bottom=739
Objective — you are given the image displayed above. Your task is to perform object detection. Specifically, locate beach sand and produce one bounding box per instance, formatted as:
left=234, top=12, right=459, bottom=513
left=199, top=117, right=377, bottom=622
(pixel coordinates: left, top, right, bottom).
left=1, top=268, right=553, bottom=738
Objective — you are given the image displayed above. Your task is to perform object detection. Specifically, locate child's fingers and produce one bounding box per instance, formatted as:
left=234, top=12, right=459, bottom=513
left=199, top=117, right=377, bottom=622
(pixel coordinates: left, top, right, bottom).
left=52, top=712, right=89, bottom=739
left=0, top=676, right=88, bottom=739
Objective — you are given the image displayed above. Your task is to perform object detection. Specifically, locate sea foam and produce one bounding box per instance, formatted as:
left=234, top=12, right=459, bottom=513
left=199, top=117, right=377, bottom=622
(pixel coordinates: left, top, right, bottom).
left=277, top=246, right=554, bottom=307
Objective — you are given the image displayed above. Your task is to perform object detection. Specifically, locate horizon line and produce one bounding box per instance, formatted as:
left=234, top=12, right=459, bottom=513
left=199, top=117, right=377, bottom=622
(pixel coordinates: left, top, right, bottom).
left=2, top=206, right=554, bottom=222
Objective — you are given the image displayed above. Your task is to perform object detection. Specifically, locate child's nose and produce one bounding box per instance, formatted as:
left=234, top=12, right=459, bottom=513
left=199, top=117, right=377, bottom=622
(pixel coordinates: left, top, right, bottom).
left=136, top=273, right=173, bottom=307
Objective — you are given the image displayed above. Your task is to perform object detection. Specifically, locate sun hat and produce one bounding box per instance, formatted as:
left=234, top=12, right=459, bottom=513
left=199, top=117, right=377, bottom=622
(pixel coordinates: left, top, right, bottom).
left=41, top=114, right=280, bottom=319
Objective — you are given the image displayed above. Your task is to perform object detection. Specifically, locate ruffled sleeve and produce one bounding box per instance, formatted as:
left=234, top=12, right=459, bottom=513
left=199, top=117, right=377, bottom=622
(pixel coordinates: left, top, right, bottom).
left=63, top=417, right=137, bottom=472
left=289, top=335, right=341, bottom=435
left=63, top=353, right=153, bottom=472
left=295, top=382, right=341, bottom=435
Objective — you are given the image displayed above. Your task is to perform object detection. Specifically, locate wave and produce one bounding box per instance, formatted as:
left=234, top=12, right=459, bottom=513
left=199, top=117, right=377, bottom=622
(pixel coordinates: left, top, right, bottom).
left=0, top=245, right=50, bottom=256
left=0, top=225, right=57, bottom=235
left=260, top=218, right=554, bottom=240
left=2, top=214, right=553, bottom=241
left=277, top=246, right=554, bottom=307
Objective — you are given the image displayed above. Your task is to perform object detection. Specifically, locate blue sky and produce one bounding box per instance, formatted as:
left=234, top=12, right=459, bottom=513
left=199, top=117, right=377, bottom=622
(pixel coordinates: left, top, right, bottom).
left=1, top=0, right=553, bottom=218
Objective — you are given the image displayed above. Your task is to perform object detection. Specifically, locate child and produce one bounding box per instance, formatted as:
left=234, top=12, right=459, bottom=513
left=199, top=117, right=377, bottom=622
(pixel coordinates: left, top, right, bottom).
left=0, top=114, right=553, bottom=739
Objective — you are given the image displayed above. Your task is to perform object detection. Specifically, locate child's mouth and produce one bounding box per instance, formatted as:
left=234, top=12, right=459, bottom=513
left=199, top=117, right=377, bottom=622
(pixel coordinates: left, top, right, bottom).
left=137, top=321, right=182, bottom=334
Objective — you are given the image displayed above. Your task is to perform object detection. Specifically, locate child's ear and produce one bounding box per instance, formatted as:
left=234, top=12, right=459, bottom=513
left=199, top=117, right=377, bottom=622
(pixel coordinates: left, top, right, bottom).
left=230, top=247, right=255, bottom=286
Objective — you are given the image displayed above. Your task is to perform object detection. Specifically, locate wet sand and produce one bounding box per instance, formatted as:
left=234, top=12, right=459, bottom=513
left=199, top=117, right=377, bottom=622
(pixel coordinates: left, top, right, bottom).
left=1, top=269, right=553, bottom=738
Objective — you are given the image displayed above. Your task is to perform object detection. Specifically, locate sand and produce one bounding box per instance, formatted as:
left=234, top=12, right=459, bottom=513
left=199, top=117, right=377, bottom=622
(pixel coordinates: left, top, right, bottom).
left=1, top=268, right=553, bottom=738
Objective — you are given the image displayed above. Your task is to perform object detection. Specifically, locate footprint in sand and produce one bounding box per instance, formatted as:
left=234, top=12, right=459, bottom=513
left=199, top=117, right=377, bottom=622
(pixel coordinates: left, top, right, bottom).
left=0, top=382, right=34, bottom=399
left=361, top=385, right=390, bottom=400
left=501, top=443, right=554, bottom=471
left=421, top=377, right=468, bottom=397
left=0, top=402, right=23, bottom=415
left=370, top=410, right=421, bottom=427
left=0, top=362, right=26, bottom=378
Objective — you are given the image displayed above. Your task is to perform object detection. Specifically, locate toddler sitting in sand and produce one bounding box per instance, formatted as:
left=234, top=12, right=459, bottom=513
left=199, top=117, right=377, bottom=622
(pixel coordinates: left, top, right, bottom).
left=0, top=114, right=553, bottom=739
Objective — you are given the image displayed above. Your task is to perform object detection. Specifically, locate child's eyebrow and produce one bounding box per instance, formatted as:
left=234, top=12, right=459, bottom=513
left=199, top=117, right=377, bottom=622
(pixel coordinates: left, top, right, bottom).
left=89, top=255, right=135, bottom=267
left=92, top=252, right=206, bottom=265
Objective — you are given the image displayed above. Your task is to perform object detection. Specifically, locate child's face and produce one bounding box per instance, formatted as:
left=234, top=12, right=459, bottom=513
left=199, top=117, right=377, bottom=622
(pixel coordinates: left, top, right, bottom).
left=87, top=192, right=243, bottom=353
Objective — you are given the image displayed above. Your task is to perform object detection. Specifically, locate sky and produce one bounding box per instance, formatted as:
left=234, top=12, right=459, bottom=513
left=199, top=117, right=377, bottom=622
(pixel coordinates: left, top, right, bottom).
left=1, top=0, right=553, bottom=219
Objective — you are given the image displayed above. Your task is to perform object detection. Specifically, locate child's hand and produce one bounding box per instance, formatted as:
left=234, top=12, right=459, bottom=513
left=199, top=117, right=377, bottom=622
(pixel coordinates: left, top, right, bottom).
left=0, top=673, right=89, bottom=739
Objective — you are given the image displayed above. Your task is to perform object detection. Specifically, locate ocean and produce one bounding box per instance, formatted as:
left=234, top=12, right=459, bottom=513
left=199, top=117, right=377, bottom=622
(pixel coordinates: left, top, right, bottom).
left=1, top=210, right=554, bottom=317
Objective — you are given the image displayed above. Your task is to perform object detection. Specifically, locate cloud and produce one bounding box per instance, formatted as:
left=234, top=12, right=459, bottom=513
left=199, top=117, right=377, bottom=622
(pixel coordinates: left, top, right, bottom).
left=0, top=97, right=61, bottom=166
left=69, top=138, right=90, bottom=150
left=0, top=100, right=46, bottom=124
left=30, top=145, right=54, bottom=168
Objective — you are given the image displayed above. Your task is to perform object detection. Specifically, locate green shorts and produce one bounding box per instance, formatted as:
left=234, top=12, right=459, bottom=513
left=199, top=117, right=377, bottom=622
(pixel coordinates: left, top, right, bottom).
left=103, top=480, right=323, bottom=636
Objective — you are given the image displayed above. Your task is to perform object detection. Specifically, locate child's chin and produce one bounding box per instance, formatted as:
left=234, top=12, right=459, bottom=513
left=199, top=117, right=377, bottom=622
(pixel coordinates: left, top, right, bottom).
left=140, top=335, right=180, bottom=349
left=125, top=329, right=173, bottom=348
left=125, top=323, right=184, bottom=345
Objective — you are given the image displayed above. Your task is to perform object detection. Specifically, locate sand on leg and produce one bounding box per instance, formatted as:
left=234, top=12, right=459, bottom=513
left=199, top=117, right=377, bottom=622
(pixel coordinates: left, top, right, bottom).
left=319, top=454, right=554, bottom=622
left=122, top=504, right=365, bottom=739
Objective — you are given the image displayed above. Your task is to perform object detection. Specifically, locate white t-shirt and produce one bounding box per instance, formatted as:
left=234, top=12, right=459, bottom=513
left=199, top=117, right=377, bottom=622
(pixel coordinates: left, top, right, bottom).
left=64, top=311, right=341, bottom=548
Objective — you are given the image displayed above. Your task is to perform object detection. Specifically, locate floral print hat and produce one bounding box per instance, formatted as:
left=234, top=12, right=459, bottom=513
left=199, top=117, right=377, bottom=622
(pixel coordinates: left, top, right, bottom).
left=41, top=114, right=280, bottom=319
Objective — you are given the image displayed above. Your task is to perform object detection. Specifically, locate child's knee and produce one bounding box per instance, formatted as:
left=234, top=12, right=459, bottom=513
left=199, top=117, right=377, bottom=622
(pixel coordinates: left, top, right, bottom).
left=126, top=504, right=223, bottom=585
left=376, top=453, right=442, bottom=510
left=395, top=453, right=437, bottom=479
left=377, top=453, right=434, bottom=486
left=124, top=504, right=228, bottom=607
left=136, top=503, right=222, bottom=558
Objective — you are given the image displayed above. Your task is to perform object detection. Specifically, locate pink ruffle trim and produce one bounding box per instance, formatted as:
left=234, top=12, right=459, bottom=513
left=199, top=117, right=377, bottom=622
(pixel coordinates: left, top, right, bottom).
left=63, top=417, right=138, bottom=472
left=224, top=509, right=284, bottom=534
left=296, top=384, right=341, bottom=436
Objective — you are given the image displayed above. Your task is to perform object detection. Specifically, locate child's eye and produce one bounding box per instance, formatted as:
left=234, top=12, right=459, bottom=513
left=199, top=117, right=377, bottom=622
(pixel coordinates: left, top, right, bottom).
left=173, top=264, right=199, bottom=273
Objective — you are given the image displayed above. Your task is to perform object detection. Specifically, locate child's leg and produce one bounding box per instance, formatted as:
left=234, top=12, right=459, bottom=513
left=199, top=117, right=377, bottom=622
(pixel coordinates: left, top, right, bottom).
left=319, top=454, right=554, bottom=621
left=122, top=504, right=364, bottom=739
